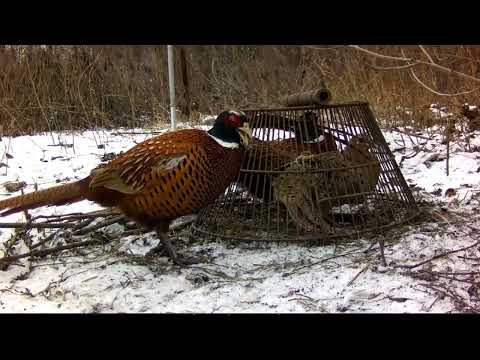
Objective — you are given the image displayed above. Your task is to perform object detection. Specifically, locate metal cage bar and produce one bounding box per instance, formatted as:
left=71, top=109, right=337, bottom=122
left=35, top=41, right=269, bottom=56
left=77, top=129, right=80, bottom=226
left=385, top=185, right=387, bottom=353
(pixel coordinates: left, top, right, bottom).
left=193, top=102, right=419, bottom=244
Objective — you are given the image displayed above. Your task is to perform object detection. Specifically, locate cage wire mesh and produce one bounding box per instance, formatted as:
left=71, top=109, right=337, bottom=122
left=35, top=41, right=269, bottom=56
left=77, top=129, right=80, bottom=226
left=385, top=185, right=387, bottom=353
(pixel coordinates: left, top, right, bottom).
left=192, top=101, right=419, bottom=244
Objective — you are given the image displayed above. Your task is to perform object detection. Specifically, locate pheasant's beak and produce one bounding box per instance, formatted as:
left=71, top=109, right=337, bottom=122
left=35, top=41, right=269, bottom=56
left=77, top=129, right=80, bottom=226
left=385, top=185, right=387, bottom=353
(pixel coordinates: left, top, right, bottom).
left=237, top=123, right=252, bottom=148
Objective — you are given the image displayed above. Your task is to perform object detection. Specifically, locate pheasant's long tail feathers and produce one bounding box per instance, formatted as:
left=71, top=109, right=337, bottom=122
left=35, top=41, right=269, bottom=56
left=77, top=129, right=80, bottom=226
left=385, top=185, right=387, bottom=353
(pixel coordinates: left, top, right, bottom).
left=0, top=178, right=89, bottom=217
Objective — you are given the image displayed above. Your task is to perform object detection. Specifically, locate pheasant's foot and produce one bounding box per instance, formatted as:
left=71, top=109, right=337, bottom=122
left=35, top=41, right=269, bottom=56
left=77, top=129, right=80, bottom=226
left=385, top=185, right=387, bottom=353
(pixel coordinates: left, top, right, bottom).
left=308, top=217, right=334, bottom=234
left=145, top=245, right=207, bottom=266
left=171, top=254, right=208, bottom=266
left=153, top=229, right=208, bottom=266
left=145, top=244, right=167, bottom=258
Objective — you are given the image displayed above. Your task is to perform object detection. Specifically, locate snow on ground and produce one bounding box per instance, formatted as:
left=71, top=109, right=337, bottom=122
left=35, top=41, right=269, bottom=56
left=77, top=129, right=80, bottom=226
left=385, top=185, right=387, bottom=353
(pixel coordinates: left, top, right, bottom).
left=1, top=121, right=480, bottom=313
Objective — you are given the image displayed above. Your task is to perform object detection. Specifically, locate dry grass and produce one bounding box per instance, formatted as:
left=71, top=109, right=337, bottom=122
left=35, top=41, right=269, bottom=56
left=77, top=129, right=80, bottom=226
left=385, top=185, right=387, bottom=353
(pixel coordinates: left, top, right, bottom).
left=1, top=45, right=480, bottom=136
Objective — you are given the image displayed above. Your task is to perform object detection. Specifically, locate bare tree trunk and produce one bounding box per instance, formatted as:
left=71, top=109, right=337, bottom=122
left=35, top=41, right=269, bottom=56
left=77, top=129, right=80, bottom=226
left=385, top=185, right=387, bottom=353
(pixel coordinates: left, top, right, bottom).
left=180, top=46, right=191, bottom=118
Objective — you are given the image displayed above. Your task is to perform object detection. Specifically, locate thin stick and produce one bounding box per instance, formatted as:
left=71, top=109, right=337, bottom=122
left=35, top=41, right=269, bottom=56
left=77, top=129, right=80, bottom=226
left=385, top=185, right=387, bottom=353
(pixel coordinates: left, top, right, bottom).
left=395, top=240, right=480, bottom=270
left=368, top=62, right=419, bottom=71
left=418, top=45, right=435, bottom=64
left=446, top=118, right=451, bottom=177
left=348, top=45, right=414, bottom=62
left=0, top=222, right=78, bottom=229
left=0, top=210, right=121, bottom=229
left=390, top=127, right=430, bottom=140
left=347, top=264, right=370, bottom=287
left=0, top=238, right=108, bottom=270
left=72, top=215, right=125, bottom=236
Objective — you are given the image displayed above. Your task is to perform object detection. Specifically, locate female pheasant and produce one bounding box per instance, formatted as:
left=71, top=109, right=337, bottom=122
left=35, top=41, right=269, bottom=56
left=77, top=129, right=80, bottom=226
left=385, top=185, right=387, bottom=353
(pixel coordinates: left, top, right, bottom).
left=272, top=135, right=381, bottom=233
left=0, top=110, right=252, bottom=265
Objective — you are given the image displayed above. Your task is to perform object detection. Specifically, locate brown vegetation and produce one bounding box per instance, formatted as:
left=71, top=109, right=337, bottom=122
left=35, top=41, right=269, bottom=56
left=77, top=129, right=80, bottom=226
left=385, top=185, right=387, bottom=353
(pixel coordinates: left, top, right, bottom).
left=1, top=45, right=480, bottom=136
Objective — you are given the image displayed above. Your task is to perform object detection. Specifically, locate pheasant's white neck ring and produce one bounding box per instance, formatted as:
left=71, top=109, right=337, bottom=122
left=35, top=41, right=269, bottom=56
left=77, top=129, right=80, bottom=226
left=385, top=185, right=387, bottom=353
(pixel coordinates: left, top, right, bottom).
left=208, top=134, right=240, bottom=149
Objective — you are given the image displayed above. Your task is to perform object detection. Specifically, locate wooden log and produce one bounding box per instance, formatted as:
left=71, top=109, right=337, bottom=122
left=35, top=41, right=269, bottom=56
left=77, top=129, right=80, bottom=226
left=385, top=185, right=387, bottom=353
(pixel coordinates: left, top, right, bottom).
left=281, top=88, right=332, bottom=107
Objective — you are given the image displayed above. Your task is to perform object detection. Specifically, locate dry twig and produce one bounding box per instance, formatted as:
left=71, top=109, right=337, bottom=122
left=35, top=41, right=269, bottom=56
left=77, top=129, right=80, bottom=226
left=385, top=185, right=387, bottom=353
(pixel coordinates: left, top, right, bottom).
left=395, top=240, right=480, bottom=270
left=0, top=238, right=110, bottom=270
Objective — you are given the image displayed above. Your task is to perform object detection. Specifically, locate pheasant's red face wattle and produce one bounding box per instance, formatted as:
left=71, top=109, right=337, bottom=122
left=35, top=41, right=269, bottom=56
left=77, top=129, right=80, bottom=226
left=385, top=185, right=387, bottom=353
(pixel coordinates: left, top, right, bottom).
left=208, top=110, right=252, bottom=149
left=226, top=114, right=242, bottom=128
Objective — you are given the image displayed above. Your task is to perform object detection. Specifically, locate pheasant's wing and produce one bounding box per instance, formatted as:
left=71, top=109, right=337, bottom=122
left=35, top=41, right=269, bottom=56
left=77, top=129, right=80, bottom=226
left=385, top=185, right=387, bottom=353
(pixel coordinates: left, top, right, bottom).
left=89, top=131, right=198, bottom=195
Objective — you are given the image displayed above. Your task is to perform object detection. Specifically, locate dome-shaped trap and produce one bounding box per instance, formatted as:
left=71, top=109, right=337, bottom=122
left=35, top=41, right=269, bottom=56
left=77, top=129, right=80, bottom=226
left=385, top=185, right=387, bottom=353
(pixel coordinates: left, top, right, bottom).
left=192, top=101, right=419, bottom=243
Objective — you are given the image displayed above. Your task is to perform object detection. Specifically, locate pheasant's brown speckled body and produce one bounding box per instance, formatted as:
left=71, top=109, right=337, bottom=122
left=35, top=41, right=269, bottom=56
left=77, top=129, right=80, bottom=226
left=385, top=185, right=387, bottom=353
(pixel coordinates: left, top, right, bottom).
left=97, top=129, right=245, bottom=228
left=0, top=111, right=251, bottom=265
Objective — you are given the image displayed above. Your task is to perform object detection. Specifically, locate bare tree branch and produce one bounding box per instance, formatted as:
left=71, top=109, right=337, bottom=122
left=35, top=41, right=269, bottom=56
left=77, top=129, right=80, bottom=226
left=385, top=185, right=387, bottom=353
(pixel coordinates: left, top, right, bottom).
left=419, top=45, right=435, bottom=64
left=421, top=58, right=480, bottom=84
left=348, top=45, right=414, bottom=62
left=348, top=45, right=480, bottom=85
left=304, top=45, right=347, bottom=51
left=409, top=67, right=480, bottom=96
left=399, top=48, right=480, bottom=96
left=367, top=62, right=420, bottom=71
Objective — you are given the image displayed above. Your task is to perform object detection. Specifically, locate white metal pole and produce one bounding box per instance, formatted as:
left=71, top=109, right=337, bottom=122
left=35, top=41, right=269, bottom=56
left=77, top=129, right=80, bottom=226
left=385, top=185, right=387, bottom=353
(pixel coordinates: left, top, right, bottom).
left=167, top=45, right=177, bottom=130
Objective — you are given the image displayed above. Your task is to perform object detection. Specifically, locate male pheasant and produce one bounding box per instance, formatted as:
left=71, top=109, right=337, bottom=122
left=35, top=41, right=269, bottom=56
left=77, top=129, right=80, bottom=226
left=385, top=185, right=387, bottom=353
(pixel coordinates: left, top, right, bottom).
left=0, top=110, right=252, bottom=265
left=272, top=135, right=381, bottom=233
left=238, top=110, right=337, bottom=201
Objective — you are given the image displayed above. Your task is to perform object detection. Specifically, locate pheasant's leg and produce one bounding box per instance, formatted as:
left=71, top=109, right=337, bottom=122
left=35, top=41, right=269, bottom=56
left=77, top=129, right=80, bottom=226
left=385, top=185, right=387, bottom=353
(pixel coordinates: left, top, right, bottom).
left=301, top=203, right=333, bottom=234
left=155, top=230, right=206, bottom=266
left=317, top=202, right=335, bottom=229
left=144, top=222, right=169, bottom=257
left=286, top=192, right=333, bottom=234
left=156, top=230, right=179, bottom=262
left=287, top=205, right=315, bottom=232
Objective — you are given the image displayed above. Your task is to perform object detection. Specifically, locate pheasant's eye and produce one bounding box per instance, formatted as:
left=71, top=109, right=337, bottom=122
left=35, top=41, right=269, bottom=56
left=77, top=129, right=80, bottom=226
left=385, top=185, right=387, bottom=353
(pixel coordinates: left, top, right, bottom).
left=227, top=114, right=242, bottom=128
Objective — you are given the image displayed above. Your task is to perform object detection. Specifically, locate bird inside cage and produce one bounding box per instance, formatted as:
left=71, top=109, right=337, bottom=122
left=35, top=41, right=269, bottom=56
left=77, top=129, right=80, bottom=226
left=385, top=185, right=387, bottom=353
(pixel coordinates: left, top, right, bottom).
left=238, top=112, right=337, bottom=202
left=272, top=135, right=381, bottom=233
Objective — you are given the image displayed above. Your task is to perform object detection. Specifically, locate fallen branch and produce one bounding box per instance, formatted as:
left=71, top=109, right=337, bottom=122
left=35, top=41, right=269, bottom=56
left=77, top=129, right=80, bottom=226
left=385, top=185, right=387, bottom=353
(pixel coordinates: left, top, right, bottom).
left=418, top=283, right=478, bottom=312
left=0, top=210, right=121, bottom=229
left=395, top=240, right=480, bottom=270
left=0, top=210, right=198, bottom=271
left=416, top=270, right=479, bottom=284
left=390, top=127, right=431, bottom=141
left=285, top=243, right=388, bottom=276
left=0, top=238, right=109, bottom=271
left=0, top=222, right=78, bottom=229
left=347, top=264, right=370, bottom=287
left=29, top=229, right=62, bottom=251
left=72, top=215, right=125, bottom=236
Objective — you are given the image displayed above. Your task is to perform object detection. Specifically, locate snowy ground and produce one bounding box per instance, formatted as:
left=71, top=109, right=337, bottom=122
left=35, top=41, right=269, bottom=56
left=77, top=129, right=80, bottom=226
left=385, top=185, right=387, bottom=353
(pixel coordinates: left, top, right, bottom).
left=1, top=120, right=480, bottom=313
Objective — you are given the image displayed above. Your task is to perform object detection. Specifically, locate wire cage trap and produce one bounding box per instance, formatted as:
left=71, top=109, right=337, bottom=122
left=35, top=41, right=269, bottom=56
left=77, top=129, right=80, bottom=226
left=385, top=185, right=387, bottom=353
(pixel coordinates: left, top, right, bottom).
left=192, top=100, right=419, bottom=244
